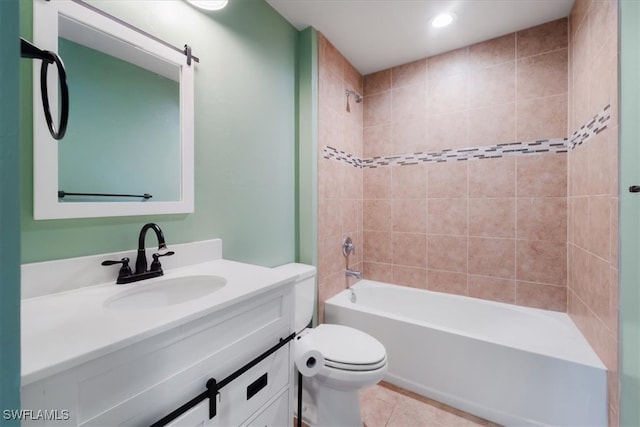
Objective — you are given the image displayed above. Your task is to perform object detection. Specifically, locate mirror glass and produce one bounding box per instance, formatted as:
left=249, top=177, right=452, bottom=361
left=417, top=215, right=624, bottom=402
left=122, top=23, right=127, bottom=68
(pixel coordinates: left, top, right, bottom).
left=32, top=0, right=194, bottom=219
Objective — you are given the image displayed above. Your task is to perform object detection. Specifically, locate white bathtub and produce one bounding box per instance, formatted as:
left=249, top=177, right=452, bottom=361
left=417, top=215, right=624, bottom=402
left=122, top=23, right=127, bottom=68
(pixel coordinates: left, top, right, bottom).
left=324, top=280, right=607, bottom=426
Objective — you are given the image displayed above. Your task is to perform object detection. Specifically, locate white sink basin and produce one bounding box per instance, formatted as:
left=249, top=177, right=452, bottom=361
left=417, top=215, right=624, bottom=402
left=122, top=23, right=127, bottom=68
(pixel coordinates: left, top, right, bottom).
left=104, top=275, right=227, bottom=309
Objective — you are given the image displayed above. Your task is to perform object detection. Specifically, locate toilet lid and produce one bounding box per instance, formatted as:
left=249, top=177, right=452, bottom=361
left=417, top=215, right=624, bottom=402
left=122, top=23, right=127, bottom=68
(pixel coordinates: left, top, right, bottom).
left=312, top=324, right=386, bottom=370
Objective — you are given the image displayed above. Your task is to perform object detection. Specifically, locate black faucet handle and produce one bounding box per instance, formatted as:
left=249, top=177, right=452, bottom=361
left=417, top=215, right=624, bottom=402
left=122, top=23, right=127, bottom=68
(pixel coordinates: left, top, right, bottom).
left=150, top=251, right=175, bottom=272
left=101, top=257, right=133, bottom=281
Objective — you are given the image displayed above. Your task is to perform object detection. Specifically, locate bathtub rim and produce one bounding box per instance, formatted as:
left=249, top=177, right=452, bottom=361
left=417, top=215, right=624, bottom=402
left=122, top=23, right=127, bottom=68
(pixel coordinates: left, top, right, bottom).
left=326, top=279, right=605, bottom=370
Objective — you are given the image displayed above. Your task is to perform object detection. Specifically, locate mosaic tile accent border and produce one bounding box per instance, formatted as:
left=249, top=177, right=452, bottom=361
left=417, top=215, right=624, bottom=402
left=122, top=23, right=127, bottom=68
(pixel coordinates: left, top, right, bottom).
left=568, top=104, right=611, bottom=149
left=322, top=146, right=363, bottom=168
left=323, top=105, right=611, bottom=169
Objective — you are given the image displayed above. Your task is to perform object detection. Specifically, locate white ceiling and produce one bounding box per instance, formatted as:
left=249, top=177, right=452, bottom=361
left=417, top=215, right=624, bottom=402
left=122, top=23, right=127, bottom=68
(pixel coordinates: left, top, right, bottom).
left=266, top=0, right=575, bottom=75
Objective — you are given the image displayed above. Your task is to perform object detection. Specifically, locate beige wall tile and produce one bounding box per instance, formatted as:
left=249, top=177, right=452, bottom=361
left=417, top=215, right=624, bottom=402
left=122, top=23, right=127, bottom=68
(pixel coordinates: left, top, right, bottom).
left=587, top=132, right=613, bottom=196
left=427, top=235, right=467, bottom=273
left=392, top=165, right=427, bottom=199
left=517, top=197, right=567, bottom=242
left=318, top=196, right=343, bottom=238
left=344, top=60, right=363, bottom=94
left=392, top=199, right=427, bottom=233
left=589, top=195, right=611, bottom=261
left=343, top=163, right=362, bottom=200
left=363, top=199, right=392, bottom=231
left=516, top=94, right=568, bottom=141
left=468, top=103, right=516, bottom=146
left=393, top=83, right=427, bottom=122
left=516, top=281, right=567, bottom=311
left=468, top=237, right=516, bottom=279
left=364, top=69, right=391, bottom=96
left=570, top=145, right=590, bottom=196
left=428, top=162, right=468, bottom=198
left=364, top=231, right=392, bottom=264
left=589, top=0, right=617, bottom=58
left=573, top=196, right=590, bottom=249
left=570, top=0, right=590, bottom=38
left=586, top=252, right=611, bottom=322
left=469, top=34, right=516, bottom=69
left=589, top=50, right=616, bottom=117
left=428, top=47, right=468, bottom=80
left=468, top=198, right=516, bottom=238
left=364, top=125, right=392, bottom=158
left=364, top=262, right=393, bottom=283
left=364, top=91, right=392, bottom=126
left=427, top=269, right=468, bottom=295
left=319, top=34, right=345, bottom=80
left=428, top=74, right=468, bottom=115
left=364, top=167, right=392, bottom=199
left=469, top=62, right=516, bottom=108
left=428, top=198, right=468, bottom=236
left=468, top=275, right=516, bottom=303
left=427, top=111, right=468, bottom=152
left=611, top=197, right=619, bottom=265
left=343, top=198, right=360, bottom=234
left=517, top=49, right=568, bottom=100
left=516, top=18, right=568, bottom=58
left=516, top=153, right=567, bottom=197
left=607, top=266, right=619, bottom=335
left=392, top=58, right=428, bottom=88
left=516, top=239, right=567, bottom=285
left=319, top=75, right=344, bottom=115
left=392, top=232, right=427, bottom=268
left=468, top=157, right=516, bottom=197
left=393, top=265, right=428, bottom=289
left=393, top=120, right=428, bottom=154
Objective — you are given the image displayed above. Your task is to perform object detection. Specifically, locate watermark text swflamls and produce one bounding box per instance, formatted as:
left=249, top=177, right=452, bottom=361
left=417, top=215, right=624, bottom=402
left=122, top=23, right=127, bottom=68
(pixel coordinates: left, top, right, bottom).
left=3, top=409, right=70, bottom=421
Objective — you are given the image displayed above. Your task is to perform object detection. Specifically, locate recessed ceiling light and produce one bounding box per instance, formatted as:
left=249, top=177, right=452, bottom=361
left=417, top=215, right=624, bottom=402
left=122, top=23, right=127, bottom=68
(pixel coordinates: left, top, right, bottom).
left=431, top=12, right=455, bottom=28
left=185, top=0, right=228, bottom=11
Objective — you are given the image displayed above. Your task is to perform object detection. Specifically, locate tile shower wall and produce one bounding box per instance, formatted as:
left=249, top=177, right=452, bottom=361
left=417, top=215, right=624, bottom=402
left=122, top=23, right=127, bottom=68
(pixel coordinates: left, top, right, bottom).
left=567, top=0, right=619, bottom=423
left=317, top=34, right=363, bottom=322
left=362, top=19, right=569, bottom=311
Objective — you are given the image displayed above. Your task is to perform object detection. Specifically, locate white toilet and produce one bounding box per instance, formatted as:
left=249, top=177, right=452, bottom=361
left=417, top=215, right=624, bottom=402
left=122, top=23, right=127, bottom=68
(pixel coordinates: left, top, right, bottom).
left=275, top=263, right=388, bottom=427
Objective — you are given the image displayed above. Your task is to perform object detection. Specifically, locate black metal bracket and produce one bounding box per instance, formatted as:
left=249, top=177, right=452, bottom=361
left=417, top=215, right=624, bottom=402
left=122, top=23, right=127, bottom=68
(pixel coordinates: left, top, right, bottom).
left=58, top=191, right=152, bottom=199
left=184, top=44, right=193, bottom=66
left=68, top=0, right=199, bottom=64
left=149, top=332, right=296, bottom=426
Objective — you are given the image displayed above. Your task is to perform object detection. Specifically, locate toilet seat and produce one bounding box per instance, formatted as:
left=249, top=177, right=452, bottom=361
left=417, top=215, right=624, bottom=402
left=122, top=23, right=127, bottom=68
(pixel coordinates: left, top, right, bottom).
left=310, top=324, right=387, bottom=372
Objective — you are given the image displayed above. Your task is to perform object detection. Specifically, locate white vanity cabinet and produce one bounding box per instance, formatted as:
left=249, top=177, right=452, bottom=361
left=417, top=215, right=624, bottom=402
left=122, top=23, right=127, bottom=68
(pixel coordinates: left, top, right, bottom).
left=21, top=284, right=294, bottom=427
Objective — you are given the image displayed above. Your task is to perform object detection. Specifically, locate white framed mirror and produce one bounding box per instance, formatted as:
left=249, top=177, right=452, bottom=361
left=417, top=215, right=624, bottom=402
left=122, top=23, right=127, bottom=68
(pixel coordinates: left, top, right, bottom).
left=32, top=0, right=194, bottom=220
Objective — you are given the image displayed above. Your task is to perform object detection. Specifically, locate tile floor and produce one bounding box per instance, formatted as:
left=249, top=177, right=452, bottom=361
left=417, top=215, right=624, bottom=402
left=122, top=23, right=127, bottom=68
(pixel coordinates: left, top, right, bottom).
left=295, top=381, right=499, bottom=427
left=359, top=382, right=500, bottom=427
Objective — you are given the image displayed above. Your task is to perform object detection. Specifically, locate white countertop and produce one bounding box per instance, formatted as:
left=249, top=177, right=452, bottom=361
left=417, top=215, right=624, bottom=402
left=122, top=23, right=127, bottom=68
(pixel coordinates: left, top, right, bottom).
left=21, top=258, right=295, bottom=386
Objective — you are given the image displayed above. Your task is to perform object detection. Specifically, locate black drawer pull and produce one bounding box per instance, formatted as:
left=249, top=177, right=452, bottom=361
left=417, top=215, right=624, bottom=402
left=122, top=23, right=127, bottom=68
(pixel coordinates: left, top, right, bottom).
left=247, top=373, right=268, bottom=400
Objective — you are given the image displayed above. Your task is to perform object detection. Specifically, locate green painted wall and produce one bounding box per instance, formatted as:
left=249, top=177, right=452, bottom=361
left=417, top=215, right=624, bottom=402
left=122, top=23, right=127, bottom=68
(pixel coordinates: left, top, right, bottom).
left=295, top=27, right=318, bottom=267
left=620, top=2, right=640, bottom=425
left=0, top=0, right=21, bottom=420
left=58, top=38, right=180, bottom=202
left=20, top=0, right=298, bottom=267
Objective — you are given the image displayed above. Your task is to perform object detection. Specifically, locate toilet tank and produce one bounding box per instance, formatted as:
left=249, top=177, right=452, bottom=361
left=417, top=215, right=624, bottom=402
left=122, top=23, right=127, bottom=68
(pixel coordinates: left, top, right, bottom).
left=273, top=263, right=316, bottom=333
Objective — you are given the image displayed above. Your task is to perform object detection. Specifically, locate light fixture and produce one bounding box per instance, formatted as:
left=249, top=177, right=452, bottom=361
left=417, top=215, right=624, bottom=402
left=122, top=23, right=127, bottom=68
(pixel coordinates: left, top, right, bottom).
left=431, top=12, right=455, bottom=28
left=185, top=0, right=228, bottom=11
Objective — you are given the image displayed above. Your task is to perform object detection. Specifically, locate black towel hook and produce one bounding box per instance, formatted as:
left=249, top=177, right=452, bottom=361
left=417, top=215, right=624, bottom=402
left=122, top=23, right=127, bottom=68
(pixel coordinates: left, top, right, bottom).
left=20, top=38, right=69, bottom=140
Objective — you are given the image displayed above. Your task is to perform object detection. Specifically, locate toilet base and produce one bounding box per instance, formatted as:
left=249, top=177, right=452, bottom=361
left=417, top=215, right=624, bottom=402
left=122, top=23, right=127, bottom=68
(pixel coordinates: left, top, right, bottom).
left=305, top=376, right=363, bottom=427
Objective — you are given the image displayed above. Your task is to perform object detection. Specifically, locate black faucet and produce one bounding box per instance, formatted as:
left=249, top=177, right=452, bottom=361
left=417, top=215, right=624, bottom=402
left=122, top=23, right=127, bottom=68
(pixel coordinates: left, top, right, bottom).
left=102, top=223, right=174, bottom=284
left=136, top=223, right=167, bottom=274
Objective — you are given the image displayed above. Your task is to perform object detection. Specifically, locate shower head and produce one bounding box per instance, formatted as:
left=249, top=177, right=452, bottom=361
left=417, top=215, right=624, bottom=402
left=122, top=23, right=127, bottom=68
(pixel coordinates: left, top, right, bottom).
left=345, top=89, right=363, bottom=113
left=345, top=89, right=363, bottom=103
